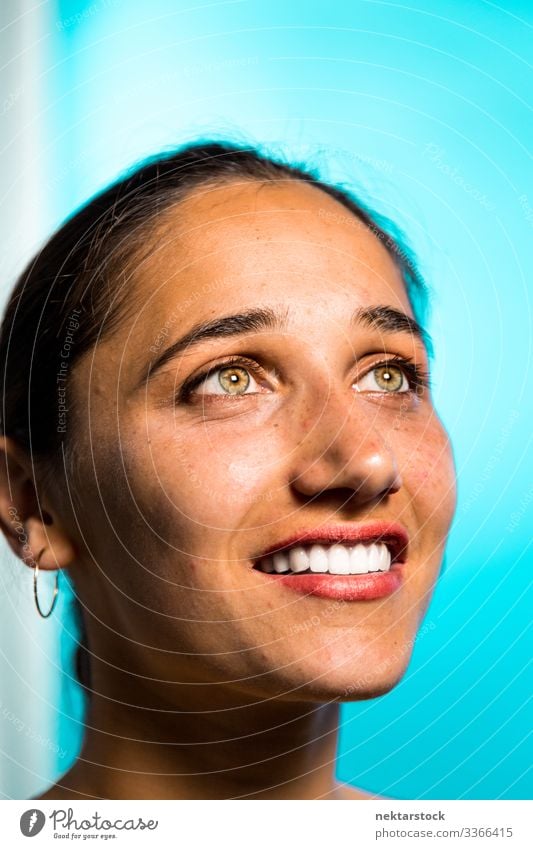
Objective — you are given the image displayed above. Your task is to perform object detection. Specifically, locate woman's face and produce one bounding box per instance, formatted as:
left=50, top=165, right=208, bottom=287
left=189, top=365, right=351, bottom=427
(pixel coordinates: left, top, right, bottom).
left=65, top=179, right=456, bottom=703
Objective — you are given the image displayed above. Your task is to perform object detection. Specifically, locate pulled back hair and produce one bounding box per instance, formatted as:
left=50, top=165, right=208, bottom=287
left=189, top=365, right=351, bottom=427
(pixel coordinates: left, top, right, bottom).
left=0, top=139, right=430, bottom=693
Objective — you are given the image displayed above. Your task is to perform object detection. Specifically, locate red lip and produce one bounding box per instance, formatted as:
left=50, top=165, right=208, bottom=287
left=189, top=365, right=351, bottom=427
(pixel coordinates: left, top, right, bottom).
left=255, top=567, right=403, bottom=601
left=253, top=522, right=409, bottom=564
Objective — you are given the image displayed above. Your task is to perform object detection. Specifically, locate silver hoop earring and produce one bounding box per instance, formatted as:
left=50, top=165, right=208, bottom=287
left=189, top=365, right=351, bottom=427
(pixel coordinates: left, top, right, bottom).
left=33, top=548, right=60, bottom=619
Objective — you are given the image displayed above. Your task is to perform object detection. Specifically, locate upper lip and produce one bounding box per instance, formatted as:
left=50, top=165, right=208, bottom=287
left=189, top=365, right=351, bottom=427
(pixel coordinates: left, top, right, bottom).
left=253, top=522, right=409, bottom=565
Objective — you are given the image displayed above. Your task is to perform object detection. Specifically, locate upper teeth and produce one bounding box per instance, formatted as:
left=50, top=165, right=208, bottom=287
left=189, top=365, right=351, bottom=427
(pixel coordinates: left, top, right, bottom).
left=256, top=542, right=392, bottom=575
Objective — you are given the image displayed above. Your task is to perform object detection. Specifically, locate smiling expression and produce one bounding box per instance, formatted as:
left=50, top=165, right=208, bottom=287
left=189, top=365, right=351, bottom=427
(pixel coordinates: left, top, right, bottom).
left=65, top=179, right=457, bottom=702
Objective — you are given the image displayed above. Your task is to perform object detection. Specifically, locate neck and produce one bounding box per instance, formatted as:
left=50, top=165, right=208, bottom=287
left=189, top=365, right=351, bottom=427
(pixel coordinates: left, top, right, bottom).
left=63, top=668, right=344, bottom=800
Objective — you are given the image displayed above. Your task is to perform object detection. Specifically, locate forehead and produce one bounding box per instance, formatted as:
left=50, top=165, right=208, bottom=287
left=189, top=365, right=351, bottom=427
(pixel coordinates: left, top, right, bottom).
left=134, top=179, right=412, bottom=322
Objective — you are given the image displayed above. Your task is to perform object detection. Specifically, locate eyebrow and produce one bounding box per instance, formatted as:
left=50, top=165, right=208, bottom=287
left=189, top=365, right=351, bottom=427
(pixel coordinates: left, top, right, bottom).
left=143, top=303, right=432, bottom=384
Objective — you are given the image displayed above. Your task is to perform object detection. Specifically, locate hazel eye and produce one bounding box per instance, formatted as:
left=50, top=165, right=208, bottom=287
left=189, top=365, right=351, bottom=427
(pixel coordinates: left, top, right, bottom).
left=192, top=364, right=259, bottom=396
left=355, top=363, right=409, bottom=393
left=217, top=366, right=252, bottom=394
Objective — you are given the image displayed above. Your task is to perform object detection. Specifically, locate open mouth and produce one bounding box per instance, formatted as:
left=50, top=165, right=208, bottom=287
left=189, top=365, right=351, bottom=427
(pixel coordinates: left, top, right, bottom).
left=250, top=526, right=407, bottom=600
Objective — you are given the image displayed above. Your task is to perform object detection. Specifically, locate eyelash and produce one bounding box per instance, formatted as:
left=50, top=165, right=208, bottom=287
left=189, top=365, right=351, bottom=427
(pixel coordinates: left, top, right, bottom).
left=178, top=354, right=431, bottom=401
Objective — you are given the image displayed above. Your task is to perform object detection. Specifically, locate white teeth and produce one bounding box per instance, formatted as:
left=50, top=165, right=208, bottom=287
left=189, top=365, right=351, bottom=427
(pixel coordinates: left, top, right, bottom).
left=257, top=542, right=392, bottom=575
left=309, top=544, right=329, bottom=572
left=273, top=553, right=290, bottom=573
left=289, top=546, right=310, bottom=573
left=350, top=543, right=370, bottom=574
left=373, top=543, right=391, bottom=571
left=328, top=544, right=351, bottom=574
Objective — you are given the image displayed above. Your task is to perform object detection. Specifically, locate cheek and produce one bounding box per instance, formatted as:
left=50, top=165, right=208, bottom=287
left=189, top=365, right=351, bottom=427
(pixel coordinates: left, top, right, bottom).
left=396, top=410, right=457, bottom=511
left=122, top=417, right=283, bottom=543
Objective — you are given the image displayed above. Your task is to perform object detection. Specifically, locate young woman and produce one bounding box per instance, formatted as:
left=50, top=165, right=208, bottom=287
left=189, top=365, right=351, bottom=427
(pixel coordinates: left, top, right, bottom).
left=0, top=141, right=457, bottom=800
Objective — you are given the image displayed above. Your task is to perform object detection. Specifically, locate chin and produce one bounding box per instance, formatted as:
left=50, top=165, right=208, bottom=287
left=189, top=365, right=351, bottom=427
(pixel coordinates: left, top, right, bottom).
left=257, top=651, right=412, bottom=704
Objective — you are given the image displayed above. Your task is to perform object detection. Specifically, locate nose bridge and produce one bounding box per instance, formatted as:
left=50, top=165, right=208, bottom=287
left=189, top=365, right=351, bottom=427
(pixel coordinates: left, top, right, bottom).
left=289, top=380, right=402, bottom=500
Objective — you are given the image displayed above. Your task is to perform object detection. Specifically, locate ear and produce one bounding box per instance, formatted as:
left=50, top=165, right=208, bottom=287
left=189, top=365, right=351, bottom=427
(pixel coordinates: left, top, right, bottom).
left=0, top=435, right=77, bottom=571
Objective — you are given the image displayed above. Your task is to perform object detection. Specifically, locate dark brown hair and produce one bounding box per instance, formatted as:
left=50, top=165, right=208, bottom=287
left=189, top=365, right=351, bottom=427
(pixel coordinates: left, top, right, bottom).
left=0, top=139, right=431, bottom=693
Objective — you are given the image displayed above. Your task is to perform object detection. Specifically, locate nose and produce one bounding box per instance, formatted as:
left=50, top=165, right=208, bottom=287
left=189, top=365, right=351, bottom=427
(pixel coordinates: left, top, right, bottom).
left=288, top=386, right=402, bottom=505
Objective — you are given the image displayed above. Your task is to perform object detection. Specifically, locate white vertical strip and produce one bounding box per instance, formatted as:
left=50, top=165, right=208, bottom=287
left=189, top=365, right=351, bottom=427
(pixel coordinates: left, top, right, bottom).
left=0, top=0, right=60, bottom=799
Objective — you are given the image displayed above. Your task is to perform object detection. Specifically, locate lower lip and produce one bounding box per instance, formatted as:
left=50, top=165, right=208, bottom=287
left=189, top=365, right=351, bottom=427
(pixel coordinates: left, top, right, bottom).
left=255, top=565, right=403, bottom=601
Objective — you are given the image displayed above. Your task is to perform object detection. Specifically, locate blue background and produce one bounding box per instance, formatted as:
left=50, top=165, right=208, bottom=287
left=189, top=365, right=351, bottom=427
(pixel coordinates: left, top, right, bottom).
left=4, top=0, right=532, bottom=799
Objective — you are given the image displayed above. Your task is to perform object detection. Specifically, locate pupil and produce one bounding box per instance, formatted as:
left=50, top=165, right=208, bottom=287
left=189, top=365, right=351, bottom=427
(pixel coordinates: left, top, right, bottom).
left=375, top=365, right=402, bottom=391
left=219, top=366, right=250, bottom=394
